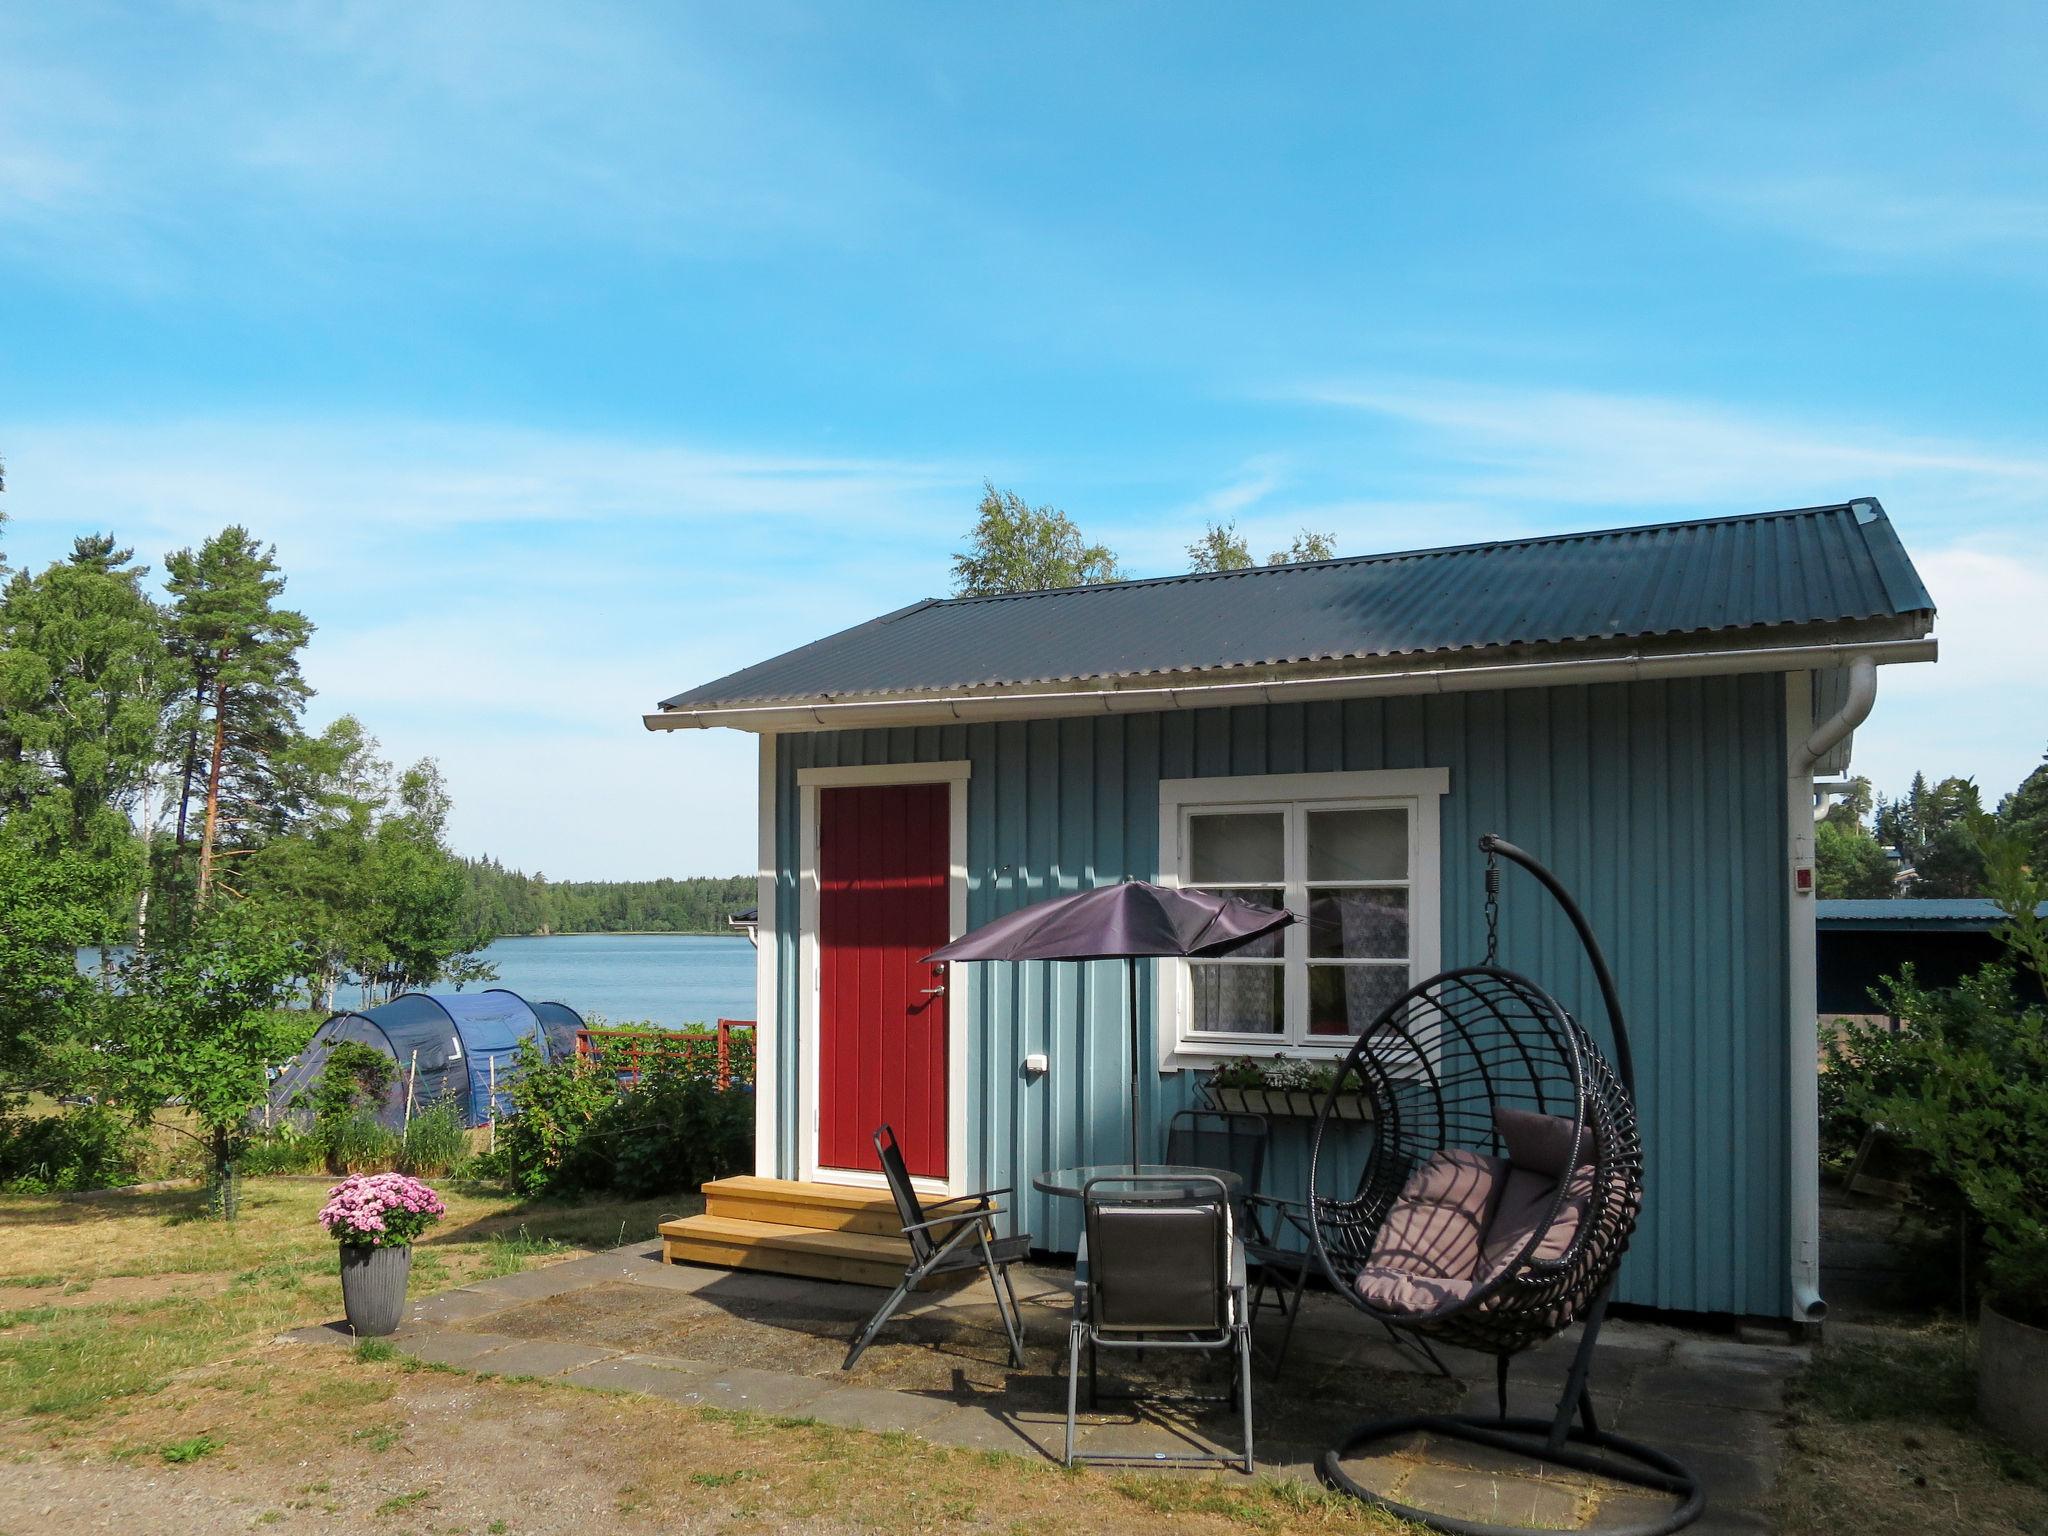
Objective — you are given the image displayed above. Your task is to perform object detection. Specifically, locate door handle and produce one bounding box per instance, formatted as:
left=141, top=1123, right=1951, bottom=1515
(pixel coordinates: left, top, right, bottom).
left=919, top=986, right=946, bottom=996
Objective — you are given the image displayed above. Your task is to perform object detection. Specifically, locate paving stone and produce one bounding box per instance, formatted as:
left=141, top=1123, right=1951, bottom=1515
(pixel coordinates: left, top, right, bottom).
left=277, top=1322, right=357, bottom=1348
left=469, top=1338, right=620, bottom=1378
left=654, top=1364, right=832, bottom=1416
left=458, top=1264, right=610, bottom=1305
left=1073, top=1413, right=1252, bottom=1469
left=1587, top=1490, right=1693, bottom=1533
left=404, top=1288, right=515, bottom=1327
left=393, top=1330, right=524, bottom=1369
left=1616, top=1404, right=1779, bottom=1465
left=1396, top=1464, right=1585, bottom=1530
left=920, top=1405, right=1066, bottom=1460
left=556, top=1353, right=717, bottom=1400
left=1670, top=1336, right=1807, bottom=1373
left=799, top=1385, right=960, bottom=1433
left=1682, top=1447, right=1774, bottom=1512
left=1627, top=1363, right=1786, bottom=1413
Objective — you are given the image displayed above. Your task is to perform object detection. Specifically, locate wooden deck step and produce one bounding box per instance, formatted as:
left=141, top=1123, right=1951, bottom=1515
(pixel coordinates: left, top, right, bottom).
left=659, top=1213, right=910, bottom=1289
left=700, top=1176, right=904, bottom=1237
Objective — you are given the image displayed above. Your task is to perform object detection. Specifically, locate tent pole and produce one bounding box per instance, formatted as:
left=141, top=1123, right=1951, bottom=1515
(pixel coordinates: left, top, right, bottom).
left=1127, top=955, right=1141, bottom=1170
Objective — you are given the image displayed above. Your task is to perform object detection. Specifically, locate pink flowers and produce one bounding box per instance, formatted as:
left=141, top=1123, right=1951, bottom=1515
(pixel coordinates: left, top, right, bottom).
left=320, top=1173, right=446, bottom=1248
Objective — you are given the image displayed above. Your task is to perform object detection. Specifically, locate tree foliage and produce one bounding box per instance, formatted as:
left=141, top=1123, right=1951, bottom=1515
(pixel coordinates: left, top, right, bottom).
left=949, top=482, right=1119, bottom=596
left=163, top=527, right=313, bottom=900
left=1815, top=817, right=1895, bottom=899
left=461, top=863, right=752, bottom=935
left=1186, top=520, right=1339, bottom=574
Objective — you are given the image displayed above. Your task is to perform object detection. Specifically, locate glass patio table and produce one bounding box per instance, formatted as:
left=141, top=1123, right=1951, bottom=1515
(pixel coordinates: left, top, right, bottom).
left=1031, top=1162, right=1245, bottom=1200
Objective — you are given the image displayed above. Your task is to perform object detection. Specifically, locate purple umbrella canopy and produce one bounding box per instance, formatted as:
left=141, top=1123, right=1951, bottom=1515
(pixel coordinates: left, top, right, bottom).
left=924, top=880, right=1293, bottom=964
left=924, top=881, right=1294, bottom=1168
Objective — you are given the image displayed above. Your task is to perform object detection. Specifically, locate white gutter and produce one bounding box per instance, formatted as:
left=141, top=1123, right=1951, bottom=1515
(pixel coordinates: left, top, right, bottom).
left=1783, top=651, right=1882, bottom=1326
left=645, top=635, right=1936, bottom=734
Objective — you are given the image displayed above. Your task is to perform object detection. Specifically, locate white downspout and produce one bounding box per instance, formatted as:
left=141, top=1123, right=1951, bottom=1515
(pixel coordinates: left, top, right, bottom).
left=1784, top=653, right=1877, bottom=1325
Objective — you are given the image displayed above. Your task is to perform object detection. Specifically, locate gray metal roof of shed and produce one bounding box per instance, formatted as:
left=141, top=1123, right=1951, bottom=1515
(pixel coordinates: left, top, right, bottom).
left=1816, top=899, right=2047, bottom=930
left=659, top=498, right=1934, bottom=712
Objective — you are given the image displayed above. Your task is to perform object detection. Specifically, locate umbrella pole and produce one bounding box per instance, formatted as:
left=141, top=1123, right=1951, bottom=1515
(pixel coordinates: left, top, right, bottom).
left=1126, top=955, right=1141, bottom=1170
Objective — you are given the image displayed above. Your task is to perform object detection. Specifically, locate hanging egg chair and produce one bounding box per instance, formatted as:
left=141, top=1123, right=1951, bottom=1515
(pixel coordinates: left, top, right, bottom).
left=1305, top=835, right=1701, bottom=1536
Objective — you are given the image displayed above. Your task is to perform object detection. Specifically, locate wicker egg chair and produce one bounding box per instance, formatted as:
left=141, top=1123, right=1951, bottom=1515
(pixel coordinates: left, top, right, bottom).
left=1305, top=835, right=1702, bottom=1536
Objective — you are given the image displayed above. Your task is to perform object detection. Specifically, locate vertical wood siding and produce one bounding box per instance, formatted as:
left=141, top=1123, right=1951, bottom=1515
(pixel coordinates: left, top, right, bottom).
left=770, top=675, right=1790, bottom=1318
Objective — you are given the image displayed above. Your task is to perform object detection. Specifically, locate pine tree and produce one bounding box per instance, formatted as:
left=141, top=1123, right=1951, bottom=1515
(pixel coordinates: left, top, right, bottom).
left=163, top=529, right=313, bottom=902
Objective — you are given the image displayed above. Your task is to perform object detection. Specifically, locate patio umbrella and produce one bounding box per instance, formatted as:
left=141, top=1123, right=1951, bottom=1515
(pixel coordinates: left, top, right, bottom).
left=924, top=880, right=1295, bottom=1168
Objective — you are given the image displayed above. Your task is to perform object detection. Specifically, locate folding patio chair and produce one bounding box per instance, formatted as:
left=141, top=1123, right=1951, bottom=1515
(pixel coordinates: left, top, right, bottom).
left=1064, top=1172, right=1254, bottom=1473
left=841, top=1124, right=1032, bottom=1371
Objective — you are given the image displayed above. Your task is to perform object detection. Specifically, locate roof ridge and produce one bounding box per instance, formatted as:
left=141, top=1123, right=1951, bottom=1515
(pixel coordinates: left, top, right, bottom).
left=928, top=500, right=1870, bottom=608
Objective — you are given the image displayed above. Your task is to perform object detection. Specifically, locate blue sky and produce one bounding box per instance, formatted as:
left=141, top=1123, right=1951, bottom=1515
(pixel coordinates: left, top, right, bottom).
left=2, top=3, right=2043, bottom=878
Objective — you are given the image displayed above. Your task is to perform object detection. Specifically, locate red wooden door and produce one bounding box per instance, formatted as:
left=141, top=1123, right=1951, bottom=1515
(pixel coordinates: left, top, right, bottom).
left=817, top=782, right=950, bottom=1179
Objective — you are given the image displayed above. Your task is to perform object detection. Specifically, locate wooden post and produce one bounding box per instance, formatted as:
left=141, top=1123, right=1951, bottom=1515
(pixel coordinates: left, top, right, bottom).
left=404, top=1049, right=418, bottom=1130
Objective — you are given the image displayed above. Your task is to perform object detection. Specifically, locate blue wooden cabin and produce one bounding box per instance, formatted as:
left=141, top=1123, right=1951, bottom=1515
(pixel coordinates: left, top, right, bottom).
left=648, top=499, right=1936, bottom=1322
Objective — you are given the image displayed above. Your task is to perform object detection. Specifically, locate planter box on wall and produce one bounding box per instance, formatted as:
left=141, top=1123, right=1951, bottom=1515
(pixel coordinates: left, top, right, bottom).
left=1981, top=1303, right=2048, bottom=1461
left=1207, top=1085, right=1373, bottom=1122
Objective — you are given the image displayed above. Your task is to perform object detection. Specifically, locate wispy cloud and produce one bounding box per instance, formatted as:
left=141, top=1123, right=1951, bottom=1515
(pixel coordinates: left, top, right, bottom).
left=1682, top=172, right=2048, bottom=266
left=0, top=2, right=917, bottom=291
left=1296, top=377, right=2048, bottom=526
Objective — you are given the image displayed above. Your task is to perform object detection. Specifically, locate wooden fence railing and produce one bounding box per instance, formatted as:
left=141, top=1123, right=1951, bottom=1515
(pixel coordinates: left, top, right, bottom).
left=574, top=1019, right=756, bottom=1091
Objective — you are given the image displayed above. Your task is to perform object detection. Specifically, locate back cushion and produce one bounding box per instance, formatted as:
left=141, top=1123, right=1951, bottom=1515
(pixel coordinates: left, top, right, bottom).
left=1494, top=1106, right=1584, bottom=1177
left=1363, top=1149, right=1508, bottom=1285
left=1479, top=1165, right=1595, bottom=1283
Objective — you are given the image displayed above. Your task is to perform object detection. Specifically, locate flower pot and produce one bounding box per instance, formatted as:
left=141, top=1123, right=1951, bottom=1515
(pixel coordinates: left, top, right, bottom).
left=1980, top=1302, right=2048, bottom=1461
left=339, top=1243, right=412, bottom=1337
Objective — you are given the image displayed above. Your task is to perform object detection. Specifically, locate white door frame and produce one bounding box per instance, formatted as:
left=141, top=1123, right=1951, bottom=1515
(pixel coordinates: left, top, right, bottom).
left=795, top=761, right=971, bottom=1198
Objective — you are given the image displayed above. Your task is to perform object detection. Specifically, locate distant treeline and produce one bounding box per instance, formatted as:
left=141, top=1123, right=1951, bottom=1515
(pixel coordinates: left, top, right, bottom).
left=462, top=859, right=754, bottom=936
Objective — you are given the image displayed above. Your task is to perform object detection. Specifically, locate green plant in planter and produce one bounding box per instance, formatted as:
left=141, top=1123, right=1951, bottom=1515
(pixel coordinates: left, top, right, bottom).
left=1845, top=813, right=2048, bottom=1329
left=1207, top=1057, right=1267, bottom=1091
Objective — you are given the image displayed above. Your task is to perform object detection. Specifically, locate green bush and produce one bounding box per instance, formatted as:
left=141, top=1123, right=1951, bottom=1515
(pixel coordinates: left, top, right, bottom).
left=494, top=1036, right=752, bottom=1198
left=239, top=1123, right=325, bottom=1176
left=1832, top=813, right=2048, bottom=1327
left=326, top=1111, right=400, bottom=1175
left=0, top=1105, right=144, bottom=1193
left=399, top=1099, right=468, bottom=1178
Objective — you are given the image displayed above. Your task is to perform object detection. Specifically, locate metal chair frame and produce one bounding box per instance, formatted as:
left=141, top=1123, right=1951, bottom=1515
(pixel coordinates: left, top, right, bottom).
left=842, top=1125, right=1030, bottom=1371
left=1064, top=1173, right=1254, bottom=1474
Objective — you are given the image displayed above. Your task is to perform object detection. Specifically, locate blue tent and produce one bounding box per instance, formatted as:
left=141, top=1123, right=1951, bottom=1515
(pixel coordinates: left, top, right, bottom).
left=269, top=989, right=587, bottom=1129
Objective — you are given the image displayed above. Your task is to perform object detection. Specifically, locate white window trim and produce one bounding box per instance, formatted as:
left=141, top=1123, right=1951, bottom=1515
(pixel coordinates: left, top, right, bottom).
left=794, top=760, right=971, bottom=1198
left=1156, top=767, right=1449, bottom=1070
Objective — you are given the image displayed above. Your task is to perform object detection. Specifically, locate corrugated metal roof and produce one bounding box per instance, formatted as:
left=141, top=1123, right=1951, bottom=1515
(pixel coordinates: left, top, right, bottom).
left=661, top=498, right=1935, bottom=711
left=1816, top=899, right=2046, bottom=929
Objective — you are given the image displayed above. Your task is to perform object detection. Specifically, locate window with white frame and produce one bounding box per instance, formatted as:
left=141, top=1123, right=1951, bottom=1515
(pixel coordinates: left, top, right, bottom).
left=1159, top=769, right=1448, bottom=1056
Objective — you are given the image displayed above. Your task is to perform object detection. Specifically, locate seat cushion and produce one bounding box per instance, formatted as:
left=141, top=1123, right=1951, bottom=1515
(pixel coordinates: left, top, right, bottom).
left=1478, top=1165, right=1595, bottom=1283
left=1352, top=1149, right=1507, bottom=1315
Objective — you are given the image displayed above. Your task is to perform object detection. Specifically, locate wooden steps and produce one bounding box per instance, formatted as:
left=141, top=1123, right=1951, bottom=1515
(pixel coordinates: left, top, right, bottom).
left=660, top=1177, right=917, bottom=1289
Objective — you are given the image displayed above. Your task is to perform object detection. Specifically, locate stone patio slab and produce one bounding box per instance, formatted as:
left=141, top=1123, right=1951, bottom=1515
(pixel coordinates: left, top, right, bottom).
left=656, top=1364, right=833, bottom=1416
left=395, top=1329, right=526, bottom=1369
left=1396, top=1463, right=1585, bottom=1530
left=799, top=1385, right=960, bottom=1433
left=470, top=1338, right=621, bottom=1378
left=557, top=1352, right=718, bottom=1400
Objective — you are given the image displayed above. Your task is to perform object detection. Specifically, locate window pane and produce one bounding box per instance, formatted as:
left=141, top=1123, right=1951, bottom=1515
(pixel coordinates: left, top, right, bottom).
left=1307, top=808, right=1406, bottom=882
left=1309, top=888, right=1409, bottom=959
left=1308, top=962, right=1410, bottom=1036
left=1189, top=961, right=1284, bottom=1034
left=1188, top=813, right=1285, bottom=884
left=1190, top=886, right=1285, bottom=957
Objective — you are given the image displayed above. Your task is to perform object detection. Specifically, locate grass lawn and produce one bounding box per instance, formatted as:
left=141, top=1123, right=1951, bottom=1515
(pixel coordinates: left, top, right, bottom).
left=0, top=1177, right=1409, bottom=1534
left=1771, top=1324, right=2048, bottom=1536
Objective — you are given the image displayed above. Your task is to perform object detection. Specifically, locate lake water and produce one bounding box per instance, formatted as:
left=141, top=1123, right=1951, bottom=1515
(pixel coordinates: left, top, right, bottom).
left=464, top=934, right=756, bottom=1029
left=76, top=932, right=758, bottom=1029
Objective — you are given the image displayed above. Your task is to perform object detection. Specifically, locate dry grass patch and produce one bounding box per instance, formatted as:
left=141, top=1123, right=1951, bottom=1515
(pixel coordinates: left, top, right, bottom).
left=0, top=1178, right=690, bottom=1425
left=6, top=1345, right=1421, bottom=1535
left=1772, top=1324, right=2048, bottom=1536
